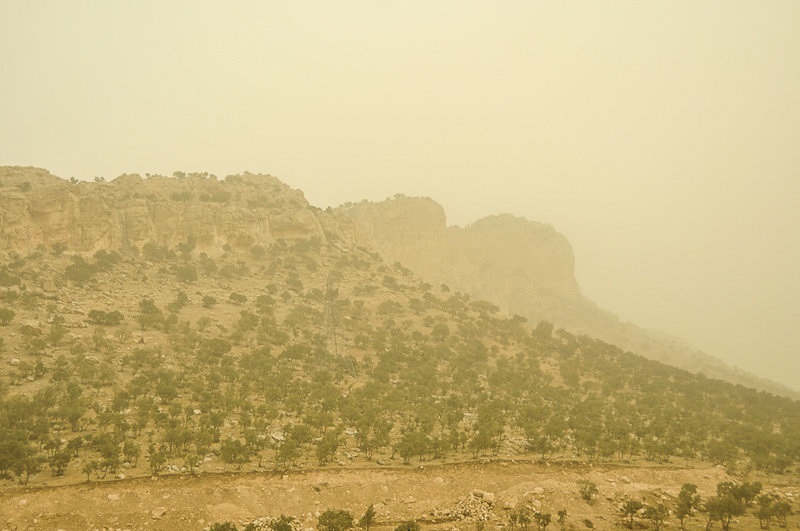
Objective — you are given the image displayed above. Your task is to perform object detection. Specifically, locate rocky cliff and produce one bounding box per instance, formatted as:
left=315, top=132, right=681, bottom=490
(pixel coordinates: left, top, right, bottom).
left=0, top=167, right=792, bottom=396
left=340, top=196, right=583, bottom=323
left=0, top=167, right=333, bottom=256
left=337, top=195, right=796, bottom=397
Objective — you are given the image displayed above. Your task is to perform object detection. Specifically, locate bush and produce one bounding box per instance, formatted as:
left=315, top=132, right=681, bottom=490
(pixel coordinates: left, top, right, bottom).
left=578, top=480, right=598, bottom=503
left=394, top=522, right=421, bottom=531
left=64, top=256, right=96, bottom=283
left=318, top=509, right=354, bottom=531
left=174, top=264, right=197, bottom=282
left=0, top=307, right=15, bottom=325
left=88, top=309, right=124, bottom=325
left=229, top=292, right=247, bottom=305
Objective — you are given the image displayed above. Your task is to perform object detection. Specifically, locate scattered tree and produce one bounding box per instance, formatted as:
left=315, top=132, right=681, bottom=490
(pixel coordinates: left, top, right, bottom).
left=318, top=509, right=354, bottom=531
left=359, top=505, right=376, bottom=531
left=578, top=480, right=598, bottom=503
left=621, top=500, right=643, bottom=529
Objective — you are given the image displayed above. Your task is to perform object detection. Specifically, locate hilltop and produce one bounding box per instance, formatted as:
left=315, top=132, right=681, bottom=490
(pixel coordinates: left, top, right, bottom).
left=338, top=195, right=793, bottom=397
left=0, top=167, right=798, bottom=530
left=0, top=167, right=788, bottom=396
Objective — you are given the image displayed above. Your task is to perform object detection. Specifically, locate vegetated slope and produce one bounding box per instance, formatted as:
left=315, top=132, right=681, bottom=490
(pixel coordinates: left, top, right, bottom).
left=336, top=195, right=796, bottom=397
left=0, top=168, right=798, bottom=489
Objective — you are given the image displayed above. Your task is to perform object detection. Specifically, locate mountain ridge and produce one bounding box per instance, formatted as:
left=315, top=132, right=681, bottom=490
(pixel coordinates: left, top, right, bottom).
left=0, top=166, right=798, bottom=500
left=0, top=166, right=792, bottom=397
left=335, top=194, right=797, bottom=398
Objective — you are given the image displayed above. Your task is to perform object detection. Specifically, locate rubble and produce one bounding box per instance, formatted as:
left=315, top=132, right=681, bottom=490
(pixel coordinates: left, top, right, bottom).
left=431, top=491, right=497, bottom=522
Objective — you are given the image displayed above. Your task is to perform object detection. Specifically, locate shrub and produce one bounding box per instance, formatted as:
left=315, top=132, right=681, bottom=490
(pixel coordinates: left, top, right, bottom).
left=578, top=480, right=598, bottom=503
left=64, top=256, right=96, bottom=283
left=318, top=509, right=354, bottom=531
left=88, top=309, right=124, bottom=325
left=174, top=264, right=197, bottom=282
left=0, top=307, right=15, bottom=325
left=229, top=292, right=247, bottom=305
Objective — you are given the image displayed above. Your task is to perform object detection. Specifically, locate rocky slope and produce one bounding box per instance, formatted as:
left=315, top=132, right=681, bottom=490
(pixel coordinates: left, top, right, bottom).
left=0, top=461, right=752, bottom=531
left=336, top=195, right=795, bottom=397
left=1, top=166, right=799, bottom=509
left=0, top=167, right=337, bottom=257
left=0, top=166, right=792, bottom=396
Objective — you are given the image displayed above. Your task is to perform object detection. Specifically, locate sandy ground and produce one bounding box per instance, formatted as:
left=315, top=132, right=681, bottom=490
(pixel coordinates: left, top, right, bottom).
left=0, top=460, right=757, bottom=531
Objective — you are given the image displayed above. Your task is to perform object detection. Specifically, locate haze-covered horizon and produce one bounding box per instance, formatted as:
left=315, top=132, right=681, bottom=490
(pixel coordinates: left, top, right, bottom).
left=2, top=1, right=799, bottom=390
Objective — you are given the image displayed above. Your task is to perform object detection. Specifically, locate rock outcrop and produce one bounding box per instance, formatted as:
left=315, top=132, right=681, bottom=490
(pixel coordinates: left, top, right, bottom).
left=339, top=196, right=584, bottom=324
left=336, top=195, right=797, bottom=397
left=0, top=167, right=329, bottom=256
left=0, top=167, right=792, bottom=396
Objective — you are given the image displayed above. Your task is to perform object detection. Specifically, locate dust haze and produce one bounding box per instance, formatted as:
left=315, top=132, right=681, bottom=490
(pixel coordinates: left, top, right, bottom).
left=1, top=1, right=799, bottom=388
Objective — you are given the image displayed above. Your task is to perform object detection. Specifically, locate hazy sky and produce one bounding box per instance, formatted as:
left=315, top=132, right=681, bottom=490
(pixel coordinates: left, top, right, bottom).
left=2, top=1, right=799, bottom=389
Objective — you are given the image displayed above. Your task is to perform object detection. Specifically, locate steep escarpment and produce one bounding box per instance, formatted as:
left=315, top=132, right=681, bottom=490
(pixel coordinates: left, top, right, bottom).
left=0, top=167, right=331, bottom=256
left=0, top=167, right=792, bottom=397
left=341, top=197, right=583, bottom=322
left=1, top=166, right=799, bottom=504
left=337, top=195, right=795, bottom=397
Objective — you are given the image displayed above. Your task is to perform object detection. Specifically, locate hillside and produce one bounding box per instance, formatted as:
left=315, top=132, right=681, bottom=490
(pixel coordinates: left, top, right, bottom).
left=0, top=168, right=799, bottom=530
left=336, top=195, right=795, bottom=397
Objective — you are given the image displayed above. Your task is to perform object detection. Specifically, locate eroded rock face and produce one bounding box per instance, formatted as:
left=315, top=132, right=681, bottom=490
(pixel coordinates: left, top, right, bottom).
left=0, top=167, right=328, bottom=255
left=1, top=167, right=791, bottom=396
left=337, top=195, right=584, bottom=323
left=335, top=195, right=796, bottom=396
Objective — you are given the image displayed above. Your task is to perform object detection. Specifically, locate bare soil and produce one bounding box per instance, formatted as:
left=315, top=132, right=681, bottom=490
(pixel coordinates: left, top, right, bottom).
left=2, top=460, right=774, bottom=531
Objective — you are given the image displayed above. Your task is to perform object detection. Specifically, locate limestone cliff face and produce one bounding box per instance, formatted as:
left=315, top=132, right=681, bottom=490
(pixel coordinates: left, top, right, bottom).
left=1, top=167, right=791, bottom=395
left=336, top=195, right=796, bottom=396
left=0, top=167, right=329, bottom=255
left=338, top=196, right=586, bottom=325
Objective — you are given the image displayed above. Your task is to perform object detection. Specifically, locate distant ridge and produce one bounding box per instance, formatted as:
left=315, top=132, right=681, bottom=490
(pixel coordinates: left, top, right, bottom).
left=336, top=195, right=798, bottom=398
left=0, top=166, right=793, bottom=397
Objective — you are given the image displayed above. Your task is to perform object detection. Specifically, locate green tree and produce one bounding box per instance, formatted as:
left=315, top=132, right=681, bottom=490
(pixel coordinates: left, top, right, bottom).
left=0, top=307, right=16, bottom=325
left=276, top=440, right=299, bottom=469
left=266, top=515, right=295, bottom=531
left=359, top=505, right=376, bottom=531
left=318, top=509, right=354, bottom=531
left=48, top=450, right=72, bottom=476
left=772, top=500, right=792, bottom=528
left=705, top=492, right=744, bottom=531
left=578, top=480, right=598, bottom=503
left=317, top=431, right=340, bottom=465
left=174, top=264, right=197, bottom=282
left=643, top=503, right=668, bottom=531
left=621, top=500, right=643, bottom=529
left=123, top=439, right=140, bottom=466
left=82, top=460, right=98, bottom=482
left=137, top=297, right=163, bottom=330
left=147, top=444, right=167, bottom=476
left=518, top=509, right=531, bottom=531
left=556, top=509, right=567, bottom=531
left=220, top=439, right=250, bottom=470
left=88, top=309, right=124, bottom=325
left=12, top=455, right=44, bottom=484
left=676, top=483, right=701, bottom=530
left=395, top=431, right=428, bottom=464
left=534, top=512, right=551, bottom=531
left=64, top=255, right=96, bottom=283
left=229, top=292, right=247, bottom=305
